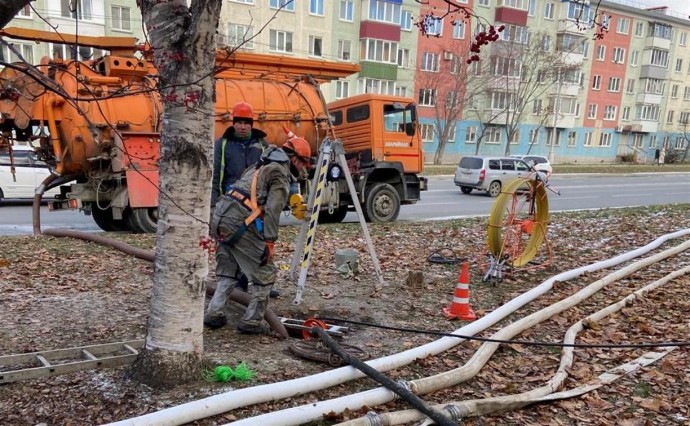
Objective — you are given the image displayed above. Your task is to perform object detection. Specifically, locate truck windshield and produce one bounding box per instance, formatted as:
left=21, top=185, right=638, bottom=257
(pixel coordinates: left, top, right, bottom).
left=383, top=103, right=417, bottom=136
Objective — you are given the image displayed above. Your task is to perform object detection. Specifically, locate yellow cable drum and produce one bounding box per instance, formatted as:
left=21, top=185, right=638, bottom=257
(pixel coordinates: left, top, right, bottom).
left=487, top=177, right=549, bottom=267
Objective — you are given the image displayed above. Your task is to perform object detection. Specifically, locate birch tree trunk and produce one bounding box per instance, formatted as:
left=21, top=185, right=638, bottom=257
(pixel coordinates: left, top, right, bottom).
left=130, top=0, right=222, bottom=387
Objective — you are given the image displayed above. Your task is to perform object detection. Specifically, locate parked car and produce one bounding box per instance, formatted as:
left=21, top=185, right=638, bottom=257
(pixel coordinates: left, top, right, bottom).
left=0, top=144, right=63, bottom=202
left=454, top=155, right=531, bottom=197
left=510, top=154, right=553, bottom=174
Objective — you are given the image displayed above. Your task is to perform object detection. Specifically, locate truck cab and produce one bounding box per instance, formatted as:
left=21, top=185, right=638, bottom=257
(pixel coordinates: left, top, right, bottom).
left=325, top=94, right=427, bottom=223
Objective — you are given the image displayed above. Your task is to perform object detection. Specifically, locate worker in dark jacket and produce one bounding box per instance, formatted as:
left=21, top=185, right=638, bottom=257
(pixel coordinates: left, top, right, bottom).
left=205, top=135, right=312, bottom=333
left=211, top=102, right=269, bottom=208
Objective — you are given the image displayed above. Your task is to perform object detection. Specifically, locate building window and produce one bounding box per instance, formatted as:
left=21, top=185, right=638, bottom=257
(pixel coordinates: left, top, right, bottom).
left=420, top=123, right=435, bottom=142
left=592, top=75, right=601, bottom=90
left=232, top=0, right=254, bottom=3
left=51, top=43, right=104, bottom=61
left=630, top=50, right=639, bottom=66
left=666, top=110, right=674, bottom=124
left=360, top=39, right=398, bottom=64
left=634, top=22, right=644, bottom=36
left=635, top=105, right=660, bottom=121
left=1, top=42, right=34, bottom=63
left=269, top=30, right=293, bottom=53
left=501, top=24, right=529, bottom=44
left=575, top=102, right=581, bottom=117
left=650, top=135, right=657, bottom=147
left=588, top=103, right=597, bottom=119
left=453, top=21, right=466, bottom=39
left=270, top=0, right=294, bottom=11
left=533, top=99, right=543, bottom=114
left=567, top=131, right=577, bottom=146
left=596, top=45, right=605, bottom=61
left=395, top=86, right=407, bottom=97
left=397, top=48, right=410, bottom=68
left=418, top=88, right=437, bottom=106
left=424, top=18, right=443, bottom=36
left=675, top=137, right=685, bottom=149
left=584, top=132, right=593, bottom=146
left=626, top=79, right=635, bottom=94
left=529, top=129, right=539, bottom=145
left=335, top=80, right=349, bottom=99
left=340, top=0, right=354, bottom=22
left=599, top=133, right=611, bottom=147
left=684, top=86, right=690, bottom=100
left=446, top=91, right=459, bottom=109
left=616, top=18, right=630, bottom=34
left=486, top=127, right=502, bottom=144
left=544, top=2, right=554, bottom=19
left=61, top=0, right=92, bottom=20
left=490, top=91, right=515, bottom=110
left=479, top=0, right=489, bottom=6
left=645, top=78, right=664, bottom=95
left=612, top=47, right=625, bottom=63
left=338, top=40, right=351, bottom=61
left=680, top=32, right=688, bottom=46
left=465, top=126, right=477, bottom=143
left=528, top=0, right=536, bottom=16
left=676, top=58, right=683, bottom=72
left=420, top=52, right=440, bottom=72
left=368, top=0, right=401, bottom=25
left=607, top=77, right=620, bottom=92
left=671, top=84, right=679, bottom=98
left=650, top=49, right=669, bottom=67
left=227, top=24, right=254, bottom=49
left=679, top=111, right=690, bottom=125
left=633, top=134, right=644, bottom=148
left=509, top=129, right=520, bottom=145
left=309, top=36, right=323, bottom=57
left=622, top=106, right=630, bottom=121
left=447, top=122, right=457, bottom=142
left=310, top=0, right=324, bottom=16
left=603, top=105, right=617, bottom=120
left=401, top=10, right=412, bottom=31
left=359, top=78, right=395, bottom=95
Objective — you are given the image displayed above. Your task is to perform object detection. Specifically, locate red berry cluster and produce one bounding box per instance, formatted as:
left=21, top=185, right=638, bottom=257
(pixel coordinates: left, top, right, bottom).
left=467, top=24, right=505, bottom=64
left=199, top=235, right=217, bottom=254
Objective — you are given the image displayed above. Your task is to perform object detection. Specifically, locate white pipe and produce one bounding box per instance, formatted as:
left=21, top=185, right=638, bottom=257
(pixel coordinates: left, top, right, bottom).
left=107, top=229, right=690, bottom=426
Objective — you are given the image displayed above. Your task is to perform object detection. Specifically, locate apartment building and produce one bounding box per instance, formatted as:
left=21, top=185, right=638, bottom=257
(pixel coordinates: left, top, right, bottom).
left=2, top=0, right=144, bottom=63
left=4, top=0, right=688, bottom=164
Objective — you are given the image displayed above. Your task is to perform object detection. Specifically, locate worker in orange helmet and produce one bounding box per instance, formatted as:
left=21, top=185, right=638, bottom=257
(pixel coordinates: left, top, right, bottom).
left=205, top=134, right=312, bottom=333
left=210, top=101, right=276, bottom=300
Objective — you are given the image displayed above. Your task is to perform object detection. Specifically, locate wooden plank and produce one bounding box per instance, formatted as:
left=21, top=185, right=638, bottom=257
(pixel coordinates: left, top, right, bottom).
left=0, top=354, right=138, bottom=384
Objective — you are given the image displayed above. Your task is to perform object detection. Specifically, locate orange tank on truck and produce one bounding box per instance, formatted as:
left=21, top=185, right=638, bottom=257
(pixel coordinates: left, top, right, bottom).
left=0, top=28, right=427, bottom=233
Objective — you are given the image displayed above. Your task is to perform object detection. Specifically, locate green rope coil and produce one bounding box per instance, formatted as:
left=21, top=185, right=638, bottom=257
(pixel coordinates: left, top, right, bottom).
left=202, top=362, right=256, bottom=383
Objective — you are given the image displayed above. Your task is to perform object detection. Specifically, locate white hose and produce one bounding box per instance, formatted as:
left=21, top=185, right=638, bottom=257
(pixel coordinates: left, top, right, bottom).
left=106, top=229, right=690, bottom=426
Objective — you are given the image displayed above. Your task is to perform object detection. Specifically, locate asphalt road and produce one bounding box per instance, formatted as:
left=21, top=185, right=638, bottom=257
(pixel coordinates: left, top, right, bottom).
left=0, top=173, right=688, bottom=236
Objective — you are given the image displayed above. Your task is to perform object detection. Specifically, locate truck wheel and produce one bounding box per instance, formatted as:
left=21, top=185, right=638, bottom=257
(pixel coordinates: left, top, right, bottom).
left=364, top=183, right=400, bottom=223
left=487, top=181, right=502, bottom=197
left=318, top=206, right=348, bottom=224
left=91, top=206, right=129, bottom=232
left=460, top=186, right=472, bottom=194
left=132, top=207, right=158, bottom=234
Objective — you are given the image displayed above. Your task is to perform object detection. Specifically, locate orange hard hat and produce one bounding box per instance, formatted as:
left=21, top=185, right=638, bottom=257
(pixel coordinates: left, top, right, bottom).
left=232, top=102, right=253, bottom=121
left=284, top=137, right=312, bottom=167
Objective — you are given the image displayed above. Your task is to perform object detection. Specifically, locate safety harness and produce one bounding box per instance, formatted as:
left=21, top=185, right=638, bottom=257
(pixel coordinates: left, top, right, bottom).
left=221, top=169, right=262, bottom=246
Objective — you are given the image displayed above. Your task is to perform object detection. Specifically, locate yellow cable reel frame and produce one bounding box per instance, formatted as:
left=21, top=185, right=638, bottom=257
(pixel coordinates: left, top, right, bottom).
left=487, top=177, right=549, bottom=267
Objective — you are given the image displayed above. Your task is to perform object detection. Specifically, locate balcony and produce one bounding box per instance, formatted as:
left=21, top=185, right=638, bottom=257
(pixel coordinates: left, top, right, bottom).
left=559, top=51, right=584, bottom=66
left=486, top=75, right=521, bottom=91
left=644, top=36, right=670, bottom=50
left=631, top=120, right=658, bottom=133
left=479, top=108, right=510, bottom=124
left=639, top=65, right=668, bottom=80
left=557, top=19, right=588, bottom=35
left=495, top=7, right=527, bottom=26
left=636, top=92, right=663, bottom=105
left=546, top=113, right=576, bottom=129
left=552, top=82, right=581, bottom=97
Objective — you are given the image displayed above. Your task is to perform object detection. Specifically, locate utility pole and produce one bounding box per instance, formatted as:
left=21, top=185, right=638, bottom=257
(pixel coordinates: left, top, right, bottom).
left=549, top=66, right=562, bottom=163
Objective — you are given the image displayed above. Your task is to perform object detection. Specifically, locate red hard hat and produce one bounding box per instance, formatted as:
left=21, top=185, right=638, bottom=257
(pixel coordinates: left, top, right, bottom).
left=284, top=137, right=312, bottom=167
left=232, top=102, right=253, bottom=120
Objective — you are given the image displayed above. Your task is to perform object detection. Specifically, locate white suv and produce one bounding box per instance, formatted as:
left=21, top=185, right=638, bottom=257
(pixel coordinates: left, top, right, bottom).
left=0, top=144, right=62, bottom=202
left=454, top=155, right=531, bottom=197
left=510, top=155, right=553, bottom=174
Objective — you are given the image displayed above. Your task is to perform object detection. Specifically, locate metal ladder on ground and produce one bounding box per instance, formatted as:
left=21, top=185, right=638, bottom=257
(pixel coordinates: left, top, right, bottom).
left=0, top=318, right=348, bottom=384
left=0, top=340, right=143, bottom=384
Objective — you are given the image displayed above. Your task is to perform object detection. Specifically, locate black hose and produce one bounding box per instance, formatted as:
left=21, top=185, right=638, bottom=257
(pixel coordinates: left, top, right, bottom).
left=312, top=327, right=458, bottom=426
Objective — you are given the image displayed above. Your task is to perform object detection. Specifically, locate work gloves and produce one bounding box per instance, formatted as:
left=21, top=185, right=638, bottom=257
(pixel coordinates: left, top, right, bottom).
left=260, top=240, right=275, bottom=266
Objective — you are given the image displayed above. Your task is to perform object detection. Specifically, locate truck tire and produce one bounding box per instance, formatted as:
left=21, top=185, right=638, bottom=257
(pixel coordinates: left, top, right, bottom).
left=318, top=206, right=348, bottom=224
left=132, top=207, right=158, bottom=234
left=460, top=186, right=472, bottom=194
left=487, top=181, right=502, bottom=197
left=363, top=183, right=400, bottom=223
left=91, top=206, right=129, bottom=232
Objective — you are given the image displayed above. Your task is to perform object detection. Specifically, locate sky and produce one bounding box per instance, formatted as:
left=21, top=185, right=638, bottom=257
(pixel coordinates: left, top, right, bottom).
left=625, top=0, right=690, bottom=18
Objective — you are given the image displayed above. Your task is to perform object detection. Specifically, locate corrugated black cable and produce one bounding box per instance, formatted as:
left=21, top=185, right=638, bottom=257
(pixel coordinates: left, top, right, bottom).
left=318, top=318, right=690, bottom=349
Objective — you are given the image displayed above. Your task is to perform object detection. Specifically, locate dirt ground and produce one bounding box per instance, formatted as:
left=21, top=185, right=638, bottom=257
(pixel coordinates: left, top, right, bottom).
left=0, top=205, right=689, bottom=425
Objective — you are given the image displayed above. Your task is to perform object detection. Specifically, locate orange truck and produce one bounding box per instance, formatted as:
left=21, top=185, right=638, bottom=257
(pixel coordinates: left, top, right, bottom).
left=0, top=28, right=427, bottom=232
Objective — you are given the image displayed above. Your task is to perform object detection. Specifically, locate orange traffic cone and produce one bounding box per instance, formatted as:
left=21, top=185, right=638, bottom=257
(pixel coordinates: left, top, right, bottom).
left=283, top=125, right=296, bottom=139
left=443, top=262, right=476, bottom=321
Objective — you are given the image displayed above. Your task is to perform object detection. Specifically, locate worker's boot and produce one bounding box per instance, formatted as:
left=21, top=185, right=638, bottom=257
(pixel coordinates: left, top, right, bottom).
left=237, top=283, right=272, bottom=334
left=204, top=277, right=233, bottom=329
left=235, top=273, right=280, bottom=298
